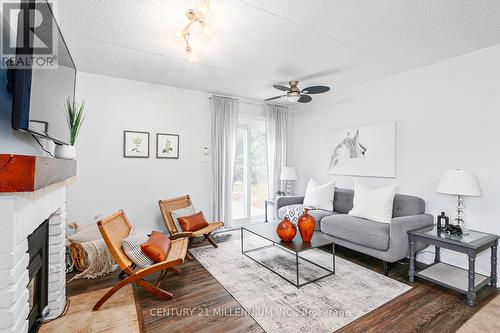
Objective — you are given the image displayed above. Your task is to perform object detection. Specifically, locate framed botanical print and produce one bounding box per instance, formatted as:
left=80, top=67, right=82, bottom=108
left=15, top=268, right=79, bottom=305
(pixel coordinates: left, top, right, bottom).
left=123, top=130, right=150, bottom=158
left=156, top=133, right=179, bottom=159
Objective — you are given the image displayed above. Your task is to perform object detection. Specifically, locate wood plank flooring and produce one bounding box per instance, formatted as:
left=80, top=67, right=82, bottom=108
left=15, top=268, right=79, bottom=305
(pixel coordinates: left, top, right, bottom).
left=67, top=231, right=498, bottom=333
left=457, top=294, right=500, bottom=332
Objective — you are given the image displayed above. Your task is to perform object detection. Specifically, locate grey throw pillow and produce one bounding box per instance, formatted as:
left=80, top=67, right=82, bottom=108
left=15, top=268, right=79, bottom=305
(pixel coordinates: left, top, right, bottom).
left=170, top=205, right=196, bottom=232
left=122, top=230, right=154, bottom=268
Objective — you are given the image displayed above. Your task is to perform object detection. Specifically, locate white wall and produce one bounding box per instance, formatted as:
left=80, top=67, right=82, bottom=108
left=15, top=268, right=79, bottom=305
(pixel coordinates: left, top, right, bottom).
left=69, top=72, right=212, bottom=232
left=289, top=44, right=500, bottom=274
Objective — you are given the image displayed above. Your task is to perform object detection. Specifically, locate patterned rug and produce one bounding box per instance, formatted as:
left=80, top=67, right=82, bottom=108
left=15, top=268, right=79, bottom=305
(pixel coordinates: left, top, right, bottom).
left=191, top=235, right=411, bottom=333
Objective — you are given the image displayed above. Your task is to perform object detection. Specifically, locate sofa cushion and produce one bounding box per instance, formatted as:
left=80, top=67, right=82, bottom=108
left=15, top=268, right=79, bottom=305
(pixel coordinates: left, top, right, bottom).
left=320, top=214, right=390, bottom=251
left=303, top=179, right=335, bottom=211
left=333, top=188, right=354, bottom=214
left=309, top=210, right=336, bottom=230
left=348, top=182, right=398, bottom=223
left=393, top=194, right=425, bottom=217
left=333, top=188, right=425, bottom=217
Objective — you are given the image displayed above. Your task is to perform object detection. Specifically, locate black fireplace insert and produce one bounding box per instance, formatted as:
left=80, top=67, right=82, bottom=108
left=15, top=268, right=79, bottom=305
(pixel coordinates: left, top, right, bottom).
left=27, top=220, right=49, bottom=332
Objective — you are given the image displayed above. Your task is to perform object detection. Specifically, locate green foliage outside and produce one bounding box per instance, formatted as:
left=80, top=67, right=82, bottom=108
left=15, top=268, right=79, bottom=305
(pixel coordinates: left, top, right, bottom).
left=234, top=127, right=267, bottom=184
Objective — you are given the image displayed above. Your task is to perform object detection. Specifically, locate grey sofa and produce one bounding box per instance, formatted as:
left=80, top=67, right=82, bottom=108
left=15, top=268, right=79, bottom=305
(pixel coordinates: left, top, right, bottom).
left=276, top=188, right=433, bottom=275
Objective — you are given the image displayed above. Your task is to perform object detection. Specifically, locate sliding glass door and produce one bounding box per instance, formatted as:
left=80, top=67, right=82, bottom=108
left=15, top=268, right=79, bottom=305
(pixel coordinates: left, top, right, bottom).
left=232, top=119, right=268, bottom=226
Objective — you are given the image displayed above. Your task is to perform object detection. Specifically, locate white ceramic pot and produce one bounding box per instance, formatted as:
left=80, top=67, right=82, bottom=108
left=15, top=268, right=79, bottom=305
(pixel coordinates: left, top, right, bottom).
left=54, top=145, right=77, bottom=160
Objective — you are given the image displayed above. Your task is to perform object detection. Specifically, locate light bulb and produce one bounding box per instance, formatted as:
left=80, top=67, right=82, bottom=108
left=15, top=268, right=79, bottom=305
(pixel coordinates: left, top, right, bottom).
left=199, top=24, right=211, bottom=42
left=174, top=29, right=184, bottom=39
left=197, top=0, right=210, bottom=18
left=286, top=93, right=301, bottom=103
left=173, top=28, right=187, bottom=46
left=186, top=51, right=197, bottom=63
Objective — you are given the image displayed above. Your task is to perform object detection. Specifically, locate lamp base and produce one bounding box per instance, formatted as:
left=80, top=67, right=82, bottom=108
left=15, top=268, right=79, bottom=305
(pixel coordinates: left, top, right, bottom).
left=455, top=195, right=469, bottom=235
left=285, top=181, right=292, bottom=196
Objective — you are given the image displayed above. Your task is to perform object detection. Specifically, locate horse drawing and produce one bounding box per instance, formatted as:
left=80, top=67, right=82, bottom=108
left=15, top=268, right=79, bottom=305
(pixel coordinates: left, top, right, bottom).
left=327, top=129, right=367, bottom=171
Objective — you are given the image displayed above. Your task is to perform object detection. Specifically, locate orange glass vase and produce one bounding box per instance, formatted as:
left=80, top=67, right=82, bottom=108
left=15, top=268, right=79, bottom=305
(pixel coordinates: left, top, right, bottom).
left=276, top=217, right=297, bottom=242
left=297, top=208, right=315, bottom=243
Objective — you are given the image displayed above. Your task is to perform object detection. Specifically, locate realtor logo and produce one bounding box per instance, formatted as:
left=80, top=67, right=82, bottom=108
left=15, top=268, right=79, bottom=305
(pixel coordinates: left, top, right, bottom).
left=1, top=1, right=57, bottom=68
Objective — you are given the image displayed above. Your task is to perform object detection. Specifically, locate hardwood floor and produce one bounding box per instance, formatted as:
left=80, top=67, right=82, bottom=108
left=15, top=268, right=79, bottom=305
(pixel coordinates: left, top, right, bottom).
left=67, top=231, right=498, bottom=333
left=457, top=294, right=500, bottom=332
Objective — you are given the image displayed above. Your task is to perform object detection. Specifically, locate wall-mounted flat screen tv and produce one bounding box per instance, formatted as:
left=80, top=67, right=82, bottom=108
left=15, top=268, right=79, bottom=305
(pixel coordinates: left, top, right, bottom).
left=10, top=0, right=76, bottom=145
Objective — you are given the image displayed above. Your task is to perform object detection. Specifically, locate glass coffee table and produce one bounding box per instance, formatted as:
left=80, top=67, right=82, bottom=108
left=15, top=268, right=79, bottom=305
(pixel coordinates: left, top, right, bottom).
left=241, top=222, right=335, bottom=288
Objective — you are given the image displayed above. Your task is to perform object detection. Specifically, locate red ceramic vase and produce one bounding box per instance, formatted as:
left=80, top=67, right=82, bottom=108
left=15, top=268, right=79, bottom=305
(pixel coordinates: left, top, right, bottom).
left=297, top=208, right=315, bottom=243
left=276, top=217, right=297, bottom=242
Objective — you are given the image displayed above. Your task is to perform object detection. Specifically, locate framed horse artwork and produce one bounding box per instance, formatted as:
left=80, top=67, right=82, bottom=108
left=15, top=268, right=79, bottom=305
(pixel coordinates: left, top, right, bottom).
left=327, top=122, right=396, bottom=178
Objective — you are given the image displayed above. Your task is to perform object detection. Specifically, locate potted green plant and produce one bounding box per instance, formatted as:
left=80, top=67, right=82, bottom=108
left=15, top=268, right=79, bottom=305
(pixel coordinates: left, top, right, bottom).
left=54, top=98, right=86, bottom=159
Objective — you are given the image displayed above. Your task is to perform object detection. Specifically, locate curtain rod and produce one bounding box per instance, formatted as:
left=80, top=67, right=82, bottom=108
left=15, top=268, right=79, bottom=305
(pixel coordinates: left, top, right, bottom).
left=208, top=94, right=266, bottom=107
left=208, top=94, right=288, bottom=108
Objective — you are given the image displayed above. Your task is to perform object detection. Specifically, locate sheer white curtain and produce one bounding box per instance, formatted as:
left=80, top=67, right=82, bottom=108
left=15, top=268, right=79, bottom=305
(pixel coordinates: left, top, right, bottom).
left=210, top=95, right=239, bottom=228
left=266, top=104, right=288, bottom=199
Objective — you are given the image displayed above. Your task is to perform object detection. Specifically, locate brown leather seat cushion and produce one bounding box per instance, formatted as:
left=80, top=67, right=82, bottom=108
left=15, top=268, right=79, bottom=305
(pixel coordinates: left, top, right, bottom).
left=141, top=231, right=171, bottom=262
left=177, top=211, right=209, bottom=232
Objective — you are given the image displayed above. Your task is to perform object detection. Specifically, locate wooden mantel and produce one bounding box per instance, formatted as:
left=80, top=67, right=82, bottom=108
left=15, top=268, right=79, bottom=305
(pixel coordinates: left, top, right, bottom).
left=0, top=154, right=77, bottom=192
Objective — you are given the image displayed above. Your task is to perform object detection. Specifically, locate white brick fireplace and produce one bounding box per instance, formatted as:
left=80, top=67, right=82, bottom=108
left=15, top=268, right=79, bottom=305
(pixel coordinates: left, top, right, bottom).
left=0, top=182, right=68, bottom=333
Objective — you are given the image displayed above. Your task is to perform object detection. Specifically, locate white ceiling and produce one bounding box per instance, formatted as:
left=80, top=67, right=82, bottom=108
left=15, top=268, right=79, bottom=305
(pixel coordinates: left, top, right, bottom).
left=53, top=0, right=500, bottom=105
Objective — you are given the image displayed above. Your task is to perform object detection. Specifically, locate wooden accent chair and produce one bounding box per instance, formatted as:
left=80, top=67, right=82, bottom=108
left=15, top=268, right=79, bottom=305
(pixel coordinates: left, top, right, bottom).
left=159, top=195, right=224, bottom=253
left=93, top=210, right=189, bottom=311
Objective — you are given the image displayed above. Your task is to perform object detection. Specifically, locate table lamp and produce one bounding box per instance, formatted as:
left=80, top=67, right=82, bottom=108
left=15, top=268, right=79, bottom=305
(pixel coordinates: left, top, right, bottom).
left=436, top=169, right=482, bottom=234
left=280, top=167, right=297, bottom=196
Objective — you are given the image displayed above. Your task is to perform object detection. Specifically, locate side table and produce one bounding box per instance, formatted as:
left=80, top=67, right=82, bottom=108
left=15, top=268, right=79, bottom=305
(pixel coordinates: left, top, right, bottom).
left=408, top=225, right=498, bottom=307
left=264, top=199, right=276, bottom=222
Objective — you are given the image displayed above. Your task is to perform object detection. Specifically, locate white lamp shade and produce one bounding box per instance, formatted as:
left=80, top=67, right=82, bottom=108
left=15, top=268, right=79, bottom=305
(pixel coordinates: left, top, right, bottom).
left=280, top=167, right=297, bottom=181
left=436, top=169, right=482, bottom=197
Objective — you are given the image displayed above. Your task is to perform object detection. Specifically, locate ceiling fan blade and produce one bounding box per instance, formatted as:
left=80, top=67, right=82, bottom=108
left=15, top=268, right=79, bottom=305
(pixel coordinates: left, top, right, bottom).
left=264, top=95, right=286, bottom=101
left=301, top=86, right=330, bottom=94
left=297, top=95, right=312, bottom=103
left=273, top=84, right=290, bottom=92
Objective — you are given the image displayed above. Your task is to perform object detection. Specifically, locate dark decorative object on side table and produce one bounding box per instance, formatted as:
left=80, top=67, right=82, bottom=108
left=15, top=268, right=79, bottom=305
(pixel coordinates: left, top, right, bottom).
left=437, top=212, right=449, bottom=232
left=446, top=224, right=463, bottom=236
left=437, top=212, right=462, bottom=236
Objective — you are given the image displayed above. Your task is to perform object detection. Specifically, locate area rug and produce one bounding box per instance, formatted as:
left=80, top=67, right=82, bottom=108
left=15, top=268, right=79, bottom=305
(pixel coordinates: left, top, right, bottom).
left=190, top=236, right=411, bottom=333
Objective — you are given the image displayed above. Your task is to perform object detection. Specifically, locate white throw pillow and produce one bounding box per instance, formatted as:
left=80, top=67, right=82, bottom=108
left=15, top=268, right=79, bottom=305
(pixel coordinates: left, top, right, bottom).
left=303, top=179, right=335, bottom=212
left=67, top=223, right=102, bottom=243
left=349, top=182, right=399, bottom=223
left=170, top=205, right=196, bottom=232
left=122, top=230, right=154, bottom=268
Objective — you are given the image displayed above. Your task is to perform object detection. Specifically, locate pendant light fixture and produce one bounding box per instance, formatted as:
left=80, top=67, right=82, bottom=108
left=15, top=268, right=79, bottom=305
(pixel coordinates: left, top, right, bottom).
left=174, top=0, right=211, bottom=63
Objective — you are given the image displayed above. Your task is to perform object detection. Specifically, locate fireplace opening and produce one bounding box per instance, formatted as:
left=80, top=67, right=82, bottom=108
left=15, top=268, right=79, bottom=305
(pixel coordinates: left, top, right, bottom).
left=27, top=220, right=49, bottom=333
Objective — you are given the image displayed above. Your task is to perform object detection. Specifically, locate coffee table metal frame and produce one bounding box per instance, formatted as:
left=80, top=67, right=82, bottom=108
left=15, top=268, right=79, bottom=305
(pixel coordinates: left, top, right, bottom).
left=241, top=226, right=335, bottom=288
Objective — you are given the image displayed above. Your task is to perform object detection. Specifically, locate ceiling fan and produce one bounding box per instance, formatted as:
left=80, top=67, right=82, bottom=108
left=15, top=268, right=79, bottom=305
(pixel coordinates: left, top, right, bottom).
left=264, top=80, right=331, bottom=103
